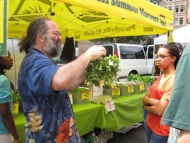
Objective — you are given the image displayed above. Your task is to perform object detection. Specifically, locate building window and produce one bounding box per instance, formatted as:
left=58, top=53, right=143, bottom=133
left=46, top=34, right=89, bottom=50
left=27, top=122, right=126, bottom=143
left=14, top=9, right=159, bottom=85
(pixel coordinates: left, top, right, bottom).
left=168, top=6, right=172, bottom=11
left=174, top=18, right=179, bottom=25
left=148, top=0, right=159, bottom=5
left=175, top=5, right=179, bottom=13
left=179, top=17, right=183, bottom=25
left=180, top=5, right=184, bottom=12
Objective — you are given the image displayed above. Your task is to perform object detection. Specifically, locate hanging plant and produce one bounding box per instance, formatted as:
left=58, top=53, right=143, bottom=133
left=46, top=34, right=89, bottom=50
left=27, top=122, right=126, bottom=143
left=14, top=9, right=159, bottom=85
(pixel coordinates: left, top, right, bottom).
left=85, top=55, right=120, bottom=86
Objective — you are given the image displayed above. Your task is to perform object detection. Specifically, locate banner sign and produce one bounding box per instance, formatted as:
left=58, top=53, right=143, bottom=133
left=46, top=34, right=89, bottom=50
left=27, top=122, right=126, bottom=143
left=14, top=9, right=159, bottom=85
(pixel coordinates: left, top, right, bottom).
left=8, top=0, right=173, bottom=41
left=0, top=0, right=7, bottom=56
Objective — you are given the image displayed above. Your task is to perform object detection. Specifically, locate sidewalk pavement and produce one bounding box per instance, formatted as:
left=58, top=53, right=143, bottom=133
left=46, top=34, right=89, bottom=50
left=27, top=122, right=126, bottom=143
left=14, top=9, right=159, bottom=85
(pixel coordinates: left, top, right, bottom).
left=107, top=123, right=146, bottom=143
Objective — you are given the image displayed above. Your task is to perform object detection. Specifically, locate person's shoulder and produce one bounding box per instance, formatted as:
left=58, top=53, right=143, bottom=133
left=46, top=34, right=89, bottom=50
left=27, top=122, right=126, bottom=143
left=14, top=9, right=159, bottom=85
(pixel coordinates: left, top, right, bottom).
left=162, top=73, right=175, bottom=83
left=23, top=48, right=49, bottom=64
left=0, top=75, right=8, bottom=81
left=0, top=75, right=9, bottom=86
left=27, top=48, right=43, bottom=58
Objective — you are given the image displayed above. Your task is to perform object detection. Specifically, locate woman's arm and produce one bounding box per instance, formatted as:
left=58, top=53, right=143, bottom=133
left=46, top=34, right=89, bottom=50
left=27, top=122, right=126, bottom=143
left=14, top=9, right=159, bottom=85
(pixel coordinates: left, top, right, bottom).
left=142, top=90, right=168, bottom=116
left=142, top=91, right=159, bottom=106
left=0, top=103, right=21, bottom=142
left=144, top=98, right=169, bottom=116
left=177, top=130, right=190, bottom=143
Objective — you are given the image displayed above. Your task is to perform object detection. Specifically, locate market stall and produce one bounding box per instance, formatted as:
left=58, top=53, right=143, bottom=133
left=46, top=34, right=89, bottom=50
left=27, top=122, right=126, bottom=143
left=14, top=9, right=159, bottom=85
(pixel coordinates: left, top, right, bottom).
left=6, top=0, right=167, bottom=142
left=8, top=0, right=173, bottom=41
left=15, top=92, right=145, bottom=142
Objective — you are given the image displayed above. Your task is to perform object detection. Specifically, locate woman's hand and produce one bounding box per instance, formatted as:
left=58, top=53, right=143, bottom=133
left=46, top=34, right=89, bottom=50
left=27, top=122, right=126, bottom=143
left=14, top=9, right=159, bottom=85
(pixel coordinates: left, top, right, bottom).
left=14, top=137, right=22, bottom=143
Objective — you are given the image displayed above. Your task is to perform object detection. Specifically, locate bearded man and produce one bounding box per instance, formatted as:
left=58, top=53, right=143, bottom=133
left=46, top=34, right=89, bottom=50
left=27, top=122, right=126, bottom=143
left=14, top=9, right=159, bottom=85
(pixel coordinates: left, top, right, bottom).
left=18, top=17, right=106, bottom=143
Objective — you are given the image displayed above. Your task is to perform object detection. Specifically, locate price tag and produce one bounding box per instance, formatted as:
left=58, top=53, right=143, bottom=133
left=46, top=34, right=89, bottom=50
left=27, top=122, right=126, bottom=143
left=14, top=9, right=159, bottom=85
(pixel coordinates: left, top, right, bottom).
left=112, top=88, right=120, bottom=96
left=106, top=101, right=115, bottom=112
left=128, top=85, right=134, bottom=93
left=13, top=103, right=19, bottom=115
left=139, top=83, right=145, bottom=91
left=82, top=89, right=91, bottom=100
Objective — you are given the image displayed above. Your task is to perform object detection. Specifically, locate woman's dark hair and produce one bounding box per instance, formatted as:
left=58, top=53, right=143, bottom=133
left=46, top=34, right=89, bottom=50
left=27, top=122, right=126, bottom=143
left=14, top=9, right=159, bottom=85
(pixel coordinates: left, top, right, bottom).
left=163, top=42, right=183, bottom=69
left=0, top=57, right=6, bottom=75
left=0, top=57, right=15, bottom=91
left=18, top=17, right=51, bottom=54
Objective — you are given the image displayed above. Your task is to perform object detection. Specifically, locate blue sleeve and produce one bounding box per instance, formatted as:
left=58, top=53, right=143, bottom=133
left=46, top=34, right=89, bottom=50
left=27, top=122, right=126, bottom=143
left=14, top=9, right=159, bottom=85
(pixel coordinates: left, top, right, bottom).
left=0, top=76, right=12, bottom=104
left=27, top=57, right=59, bottom=95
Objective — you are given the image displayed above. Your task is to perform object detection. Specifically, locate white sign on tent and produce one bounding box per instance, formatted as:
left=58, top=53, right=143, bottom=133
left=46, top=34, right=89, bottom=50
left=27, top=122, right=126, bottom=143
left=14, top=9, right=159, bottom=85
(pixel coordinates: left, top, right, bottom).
left=154, top=24, right=190, bottom=45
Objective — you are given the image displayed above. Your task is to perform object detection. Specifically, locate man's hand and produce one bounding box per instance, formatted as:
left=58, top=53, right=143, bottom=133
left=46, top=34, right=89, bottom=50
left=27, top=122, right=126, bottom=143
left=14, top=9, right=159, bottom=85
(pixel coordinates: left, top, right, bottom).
left=85, top=45, right=106, bottom=61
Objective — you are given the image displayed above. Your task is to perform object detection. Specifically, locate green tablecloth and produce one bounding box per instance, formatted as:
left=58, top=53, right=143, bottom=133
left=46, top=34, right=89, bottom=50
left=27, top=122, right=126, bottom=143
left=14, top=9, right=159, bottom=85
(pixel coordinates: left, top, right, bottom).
left=103, top=93, right=144, bottom=131
left=72, top=103, right=106, bottom=136
left=14, top=112, right=26, bottom=142
left=14, top=92, right=145, bottom=141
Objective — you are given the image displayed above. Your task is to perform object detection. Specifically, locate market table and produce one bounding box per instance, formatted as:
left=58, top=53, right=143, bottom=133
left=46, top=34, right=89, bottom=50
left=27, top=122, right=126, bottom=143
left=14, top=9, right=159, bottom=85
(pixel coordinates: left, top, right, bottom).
left=103, top=92, right=145, bottom=131
left=14, top=103, right=105, bottom=142
left=14, top=92, right=145, bottom=142
left=14, top=112, right=26, bottom=142
left=72, top=103, right=106, bottom=136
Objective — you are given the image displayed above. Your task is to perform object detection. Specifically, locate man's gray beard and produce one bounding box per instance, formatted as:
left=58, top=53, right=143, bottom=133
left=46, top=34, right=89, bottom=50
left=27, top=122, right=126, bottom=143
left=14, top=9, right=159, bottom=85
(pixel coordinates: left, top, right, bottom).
left=43, top=35, right=62, bottom=58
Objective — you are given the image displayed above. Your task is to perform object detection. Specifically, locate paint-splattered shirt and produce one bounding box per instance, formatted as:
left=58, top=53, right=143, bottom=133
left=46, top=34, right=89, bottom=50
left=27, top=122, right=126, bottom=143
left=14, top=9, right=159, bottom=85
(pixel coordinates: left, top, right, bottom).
left=18, top=48, right=81, bottom=143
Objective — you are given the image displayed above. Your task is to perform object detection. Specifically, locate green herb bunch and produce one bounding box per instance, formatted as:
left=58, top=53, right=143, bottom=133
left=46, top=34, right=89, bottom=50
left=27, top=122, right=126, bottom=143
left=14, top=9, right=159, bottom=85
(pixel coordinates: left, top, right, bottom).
left=85, top=55, right=120, bottom=86
left=141, top=76, right=156, bottom=84
left=127, top=74, right=156, bottom=84
left=127, top=74, right=141, bottom=81
left=12, top=89, right=20, bottom=103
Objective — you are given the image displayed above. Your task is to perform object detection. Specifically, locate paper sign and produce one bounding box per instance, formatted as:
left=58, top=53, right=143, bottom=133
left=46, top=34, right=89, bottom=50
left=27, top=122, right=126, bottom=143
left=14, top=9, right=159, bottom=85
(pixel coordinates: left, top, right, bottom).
left=112, top=87, right=120, bottom=96
left=106, top=101, right=115, bottom=112
left=82, top=89, right=91, bottom=100
left=13, top=103, right=19, bottom=115
left=139, top=83, right=145, bottom=91
left=128, top=85, right=134, bottom=93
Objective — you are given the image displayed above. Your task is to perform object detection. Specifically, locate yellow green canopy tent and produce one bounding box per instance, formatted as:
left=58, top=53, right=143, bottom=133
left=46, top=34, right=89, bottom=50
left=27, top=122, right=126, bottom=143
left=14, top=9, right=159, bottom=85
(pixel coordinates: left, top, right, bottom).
left=8, top=0, right=174, bottom=41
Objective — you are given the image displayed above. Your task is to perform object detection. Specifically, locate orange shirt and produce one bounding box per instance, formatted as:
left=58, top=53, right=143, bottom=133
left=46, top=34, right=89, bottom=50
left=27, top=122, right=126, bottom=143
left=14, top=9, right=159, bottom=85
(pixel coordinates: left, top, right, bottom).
left=146, top=74, right=175, bottom=136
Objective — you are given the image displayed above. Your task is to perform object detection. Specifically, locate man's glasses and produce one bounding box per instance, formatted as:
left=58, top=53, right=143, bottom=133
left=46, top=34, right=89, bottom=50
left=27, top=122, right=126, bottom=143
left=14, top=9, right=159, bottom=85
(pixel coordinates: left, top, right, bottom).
left=154, top=55, right=170, bottom=60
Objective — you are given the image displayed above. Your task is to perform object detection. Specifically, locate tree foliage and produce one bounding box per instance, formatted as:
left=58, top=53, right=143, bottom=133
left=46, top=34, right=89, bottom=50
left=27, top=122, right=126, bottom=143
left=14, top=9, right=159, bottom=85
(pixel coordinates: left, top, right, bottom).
left=90, top=35, right=154, bottom=45
left=90, top=36, right=147, bottom=44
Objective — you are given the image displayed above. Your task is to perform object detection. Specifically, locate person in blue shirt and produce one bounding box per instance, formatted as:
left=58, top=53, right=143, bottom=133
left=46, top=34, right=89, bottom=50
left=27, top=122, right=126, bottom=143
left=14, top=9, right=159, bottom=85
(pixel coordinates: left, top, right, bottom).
left=0, top=51, right=22, bottom=143
left=18, top=17, right=106, bottom=143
